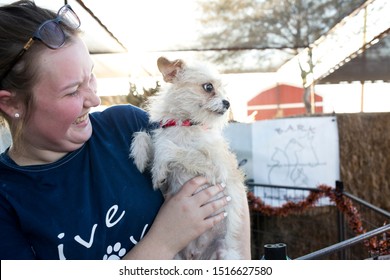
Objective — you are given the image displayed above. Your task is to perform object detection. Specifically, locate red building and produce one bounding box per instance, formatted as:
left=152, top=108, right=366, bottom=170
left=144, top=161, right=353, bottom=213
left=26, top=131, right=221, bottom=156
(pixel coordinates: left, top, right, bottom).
left=247, top=84, right=323, bottom=121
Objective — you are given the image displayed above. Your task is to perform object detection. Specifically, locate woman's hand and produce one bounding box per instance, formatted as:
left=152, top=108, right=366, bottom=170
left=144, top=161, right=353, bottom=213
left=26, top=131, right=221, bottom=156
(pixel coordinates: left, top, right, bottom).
left=123, top=176, right=229, bottom=259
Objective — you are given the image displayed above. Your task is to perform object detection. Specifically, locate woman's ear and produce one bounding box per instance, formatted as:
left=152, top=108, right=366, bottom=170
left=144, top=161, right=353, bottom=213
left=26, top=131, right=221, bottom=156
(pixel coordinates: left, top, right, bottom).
left=0, top=89, right=21, bottom=119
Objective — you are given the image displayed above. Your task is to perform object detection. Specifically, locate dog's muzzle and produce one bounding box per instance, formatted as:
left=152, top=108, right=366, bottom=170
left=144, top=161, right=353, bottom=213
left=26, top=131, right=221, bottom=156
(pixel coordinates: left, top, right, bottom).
left=213, top=100, right=230, bottom=115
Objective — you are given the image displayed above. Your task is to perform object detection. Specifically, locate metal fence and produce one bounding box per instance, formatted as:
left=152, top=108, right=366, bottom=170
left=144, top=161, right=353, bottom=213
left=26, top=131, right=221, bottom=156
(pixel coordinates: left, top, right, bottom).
left=247, top=180, right=390, bottom=260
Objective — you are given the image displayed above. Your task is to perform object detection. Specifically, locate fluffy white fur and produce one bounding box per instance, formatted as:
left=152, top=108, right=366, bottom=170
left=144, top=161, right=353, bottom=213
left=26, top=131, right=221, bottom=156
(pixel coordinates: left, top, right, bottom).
left=130, top=57, right=247, bottom=259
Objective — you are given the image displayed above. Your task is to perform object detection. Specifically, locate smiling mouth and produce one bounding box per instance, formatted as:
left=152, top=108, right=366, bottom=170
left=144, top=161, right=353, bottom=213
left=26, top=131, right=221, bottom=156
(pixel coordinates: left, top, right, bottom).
left=73, top=113, right=88, bottom=125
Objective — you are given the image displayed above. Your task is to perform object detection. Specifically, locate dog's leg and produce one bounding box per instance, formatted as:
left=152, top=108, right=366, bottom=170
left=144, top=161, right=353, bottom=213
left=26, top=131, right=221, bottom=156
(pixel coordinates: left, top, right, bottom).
left=151, top=159, right=169, bottom=190
left=130, top=131, right=153, bottom=172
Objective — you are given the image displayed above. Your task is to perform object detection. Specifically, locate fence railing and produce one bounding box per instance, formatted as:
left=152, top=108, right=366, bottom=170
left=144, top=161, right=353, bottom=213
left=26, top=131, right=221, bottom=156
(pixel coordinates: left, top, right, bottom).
left=246, top=180, right=390, bottom=259
left=296, top=223, right=390, bottom=259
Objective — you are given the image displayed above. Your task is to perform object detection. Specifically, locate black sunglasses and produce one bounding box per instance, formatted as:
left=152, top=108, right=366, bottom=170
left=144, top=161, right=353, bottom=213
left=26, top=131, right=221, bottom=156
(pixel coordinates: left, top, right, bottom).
left=0, top=4, right=80, bottom=85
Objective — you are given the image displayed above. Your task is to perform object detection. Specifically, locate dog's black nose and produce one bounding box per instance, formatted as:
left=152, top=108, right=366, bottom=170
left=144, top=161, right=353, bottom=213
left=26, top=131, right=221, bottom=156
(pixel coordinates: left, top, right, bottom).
left=223, top=100, right=230, bottom=110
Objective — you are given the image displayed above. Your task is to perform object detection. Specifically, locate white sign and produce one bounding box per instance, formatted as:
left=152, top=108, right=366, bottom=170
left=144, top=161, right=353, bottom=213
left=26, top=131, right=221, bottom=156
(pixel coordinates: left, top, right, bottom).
left=251, top=116, right=339, bottom=206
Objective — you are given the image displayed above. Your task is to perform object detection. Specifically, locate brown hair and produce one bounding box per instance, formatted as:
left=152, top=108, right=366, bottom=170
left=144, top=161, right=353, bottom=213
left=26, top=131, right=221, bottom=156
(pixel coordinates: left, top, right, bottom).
left=0, top=0, right=80, bottom=151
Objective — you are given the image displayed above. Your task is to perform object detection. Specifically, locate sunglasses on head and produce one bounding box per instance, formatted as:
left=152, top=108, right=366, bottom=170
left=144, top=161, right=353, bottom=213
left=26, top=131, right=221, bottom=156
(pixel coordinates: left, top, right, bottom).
left=0, top=4, right=80, bottom=85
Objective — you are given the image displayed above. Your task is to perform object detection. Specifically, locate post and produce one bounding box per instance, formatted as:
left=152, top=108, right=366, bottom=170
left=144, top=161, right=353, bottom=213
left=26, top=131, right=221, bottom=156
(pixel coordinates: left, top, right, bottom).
left=336, top=180, right=346, bottom=259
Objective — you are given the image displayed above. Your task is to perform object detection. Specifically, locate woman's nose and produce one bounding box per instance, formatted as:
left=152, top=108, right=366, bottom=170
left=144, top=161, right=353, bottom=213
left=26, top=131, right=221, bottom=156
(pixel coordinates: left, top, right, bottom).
left=84, top=85, right=101, bottom=108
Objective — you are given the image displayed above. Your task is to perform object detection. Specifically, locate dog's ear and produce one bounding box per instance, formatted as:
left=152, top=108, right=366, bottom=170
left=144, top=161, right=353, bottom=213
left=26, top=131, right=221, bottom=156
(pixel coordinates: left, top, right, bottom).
left=157, top=57, right=184, bottom=83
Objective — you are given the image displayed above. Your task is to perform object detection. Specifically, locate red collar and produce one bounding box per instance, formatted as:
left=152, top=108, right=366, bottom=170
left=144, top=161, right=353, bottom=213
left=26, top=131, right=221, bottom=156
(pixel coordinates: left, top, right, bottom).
left=160, top=119, right=194, bottom=128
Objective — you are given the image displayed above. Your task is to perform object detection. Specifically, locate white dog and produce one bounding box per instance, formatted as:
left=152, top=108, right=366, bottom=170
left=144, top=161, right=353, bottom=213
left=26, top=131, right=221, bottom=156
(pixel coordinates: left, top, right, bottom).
left=130, top=57, right=247, bottom=259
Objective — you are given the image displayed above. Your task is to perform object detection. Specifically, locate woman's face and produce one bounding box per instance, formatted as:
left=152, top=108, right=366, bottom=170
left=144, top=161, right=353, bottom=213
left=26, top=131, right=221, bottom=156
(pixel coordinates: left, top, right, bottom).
left=23, top=37, right=101, bottom=154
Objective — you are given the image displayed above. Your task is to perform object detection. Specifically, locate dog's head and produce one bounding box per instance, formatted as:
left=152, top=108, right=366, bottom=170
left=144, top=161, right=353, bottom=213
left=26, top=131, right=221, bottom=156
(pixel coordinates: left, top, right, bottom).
left=149, top=57, right=230, bottom=129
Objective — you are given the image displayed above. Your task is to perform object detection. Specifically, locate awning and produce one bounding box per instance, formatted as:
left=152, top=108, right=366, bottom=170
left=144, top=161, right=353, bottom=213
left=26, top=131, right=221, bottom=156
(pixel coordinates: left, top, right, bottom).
left=319, top=30, right=390, bottom=84
left=278, top=0, right=390, bottom=86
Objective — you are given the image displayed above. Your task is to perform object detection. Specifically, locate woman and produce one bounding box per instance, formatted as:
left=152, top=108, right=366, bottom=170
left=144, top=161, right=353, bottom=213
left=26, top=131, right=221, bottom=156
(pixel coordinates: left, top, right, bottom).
left=0, top=1, right=250, bottom=260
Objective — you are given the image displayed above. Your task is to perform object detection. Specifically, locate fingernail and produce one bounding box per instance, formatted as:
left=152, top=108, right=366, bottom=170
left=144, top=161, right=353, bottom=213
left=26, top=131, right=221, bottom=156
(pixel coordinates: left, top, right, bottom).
left=223, top=212, right=228, bottom=218
left=226, top=196, right=232, bottom=202
left=220, top=183, right=226, bottom=188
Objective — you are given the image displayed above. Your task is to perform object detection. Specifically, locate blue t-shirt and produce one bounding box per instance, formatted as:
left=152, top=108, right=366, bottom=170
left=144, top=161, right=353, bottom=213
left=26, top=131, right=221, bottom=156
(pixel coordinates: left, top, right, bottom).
left=0, top=105, right=164, bottom=260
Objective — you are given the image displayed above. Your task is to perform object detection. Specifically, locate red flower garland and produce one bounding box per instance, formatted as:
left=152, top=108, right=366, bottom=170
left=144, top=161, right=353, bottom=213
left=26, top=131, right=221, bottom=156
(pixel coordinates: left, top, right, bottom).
left=247, top=184, right=390, bottom=258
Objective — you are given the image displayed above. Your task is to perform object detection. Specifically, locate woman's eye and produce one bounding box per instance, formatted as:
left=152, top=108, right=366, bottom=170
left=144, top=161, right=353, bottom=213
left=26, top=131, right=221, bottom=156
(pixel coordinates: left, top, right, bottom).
left=67, top=88, right=79, bottom=96
left=202, top=83, right=214, bottom=93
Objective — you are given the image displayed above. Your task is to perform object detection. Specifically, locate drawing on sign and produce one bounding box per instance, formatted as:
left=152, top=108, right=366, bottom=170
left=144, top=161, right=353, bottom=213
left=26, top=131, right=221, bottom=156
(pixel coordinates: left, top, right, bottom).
left=267, top=124, right=325, bottom=187
left=252, top=117, right=339, bottom=207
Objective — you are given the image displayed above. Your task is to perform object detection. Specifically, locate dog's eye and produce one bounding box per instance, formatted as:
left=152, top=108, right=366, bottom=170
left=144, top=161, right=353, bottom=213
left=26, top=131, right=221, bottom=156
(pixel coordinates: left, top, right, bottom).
left=202, top=83, right=214, bottom=93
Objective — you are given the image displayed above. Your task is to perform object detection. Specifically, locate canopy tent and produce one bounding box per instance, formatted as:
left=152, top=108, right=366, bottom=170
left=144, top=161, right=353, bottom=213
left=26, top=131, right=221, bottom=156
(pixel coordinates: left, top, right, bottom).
left=278, top=0, right=390, bottom=86
left=1, top=0, right=389, bottom=83
left=0, top=0, right=202, bottom=79
left=0, top=0, right=129, bottom=78
left=319, top=29, right=390, bottom=84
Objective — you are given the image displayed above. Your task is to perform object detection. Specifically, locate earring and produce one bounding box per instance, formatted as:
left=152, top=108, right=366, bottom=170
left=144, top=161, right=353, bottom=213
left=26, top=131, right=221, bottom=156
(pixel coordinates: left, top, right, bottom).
left=14, top=113, right=20, bottom=118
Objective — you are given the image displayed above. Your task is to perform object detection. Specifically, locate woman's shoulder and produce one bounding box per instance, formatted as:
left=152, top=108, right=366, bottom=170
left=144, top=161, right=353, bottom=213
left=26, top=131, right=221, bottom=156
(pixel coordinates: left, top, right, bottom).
left=90, top=104, right=150, bottom=131
left=94, top=104, right=148, bottom=119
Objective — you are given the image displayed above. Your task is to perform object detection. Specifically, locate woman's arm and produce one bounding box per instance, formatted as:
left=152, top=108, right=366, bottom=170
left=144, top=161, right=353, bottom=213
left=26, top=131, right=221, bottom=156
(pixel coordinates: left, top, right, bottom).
left=123, top=176, right=229, bottom=260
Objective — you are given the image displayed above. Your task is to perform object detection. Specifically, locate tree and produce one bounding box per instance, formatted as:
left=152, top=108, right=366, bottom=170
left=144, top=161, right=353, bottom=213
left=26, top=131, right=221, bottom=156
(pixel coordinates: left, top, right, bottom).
left=197, top=0, right=367, bottom=73
left=126, top=81, right=160, bottom=109
left=197, top=0, right=367, bottom=113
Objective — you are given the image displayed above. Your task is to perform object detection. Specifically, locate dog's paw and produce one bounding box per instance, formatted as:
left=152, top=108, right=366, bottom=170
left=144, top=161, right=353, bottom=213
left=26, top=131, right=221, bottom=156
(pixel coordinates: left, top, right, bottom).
left=130, top=131, right=153, bottom=172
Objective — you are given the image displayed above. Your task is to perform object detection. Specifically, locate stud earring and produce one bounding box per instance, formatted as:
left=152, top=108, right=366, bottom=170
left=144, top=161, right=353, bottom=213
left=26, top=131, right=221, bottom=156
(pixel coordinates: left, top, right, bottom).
left=14, top=113, right=20, bottom=118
